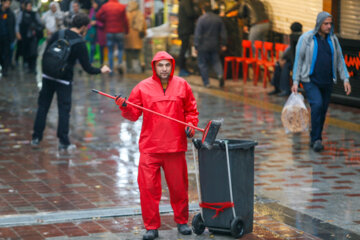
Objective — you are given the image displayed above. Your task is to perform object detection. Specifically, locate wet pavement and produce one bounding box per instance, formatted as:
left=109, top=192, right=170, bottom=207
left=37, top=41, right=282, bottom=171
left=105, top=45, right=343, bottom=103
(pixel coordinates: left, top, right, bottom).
left=0, top=63, right=359, bottom=240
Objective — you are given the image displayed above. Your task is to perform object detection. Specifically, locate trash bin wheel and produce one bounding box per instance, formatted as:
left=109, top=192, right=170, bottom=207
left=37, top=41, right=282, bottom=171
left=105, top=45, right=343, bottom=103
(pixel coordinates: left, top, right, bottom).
left=192, top=213, right=205, bottom=235
left=230, top=217, right=244, bottom=238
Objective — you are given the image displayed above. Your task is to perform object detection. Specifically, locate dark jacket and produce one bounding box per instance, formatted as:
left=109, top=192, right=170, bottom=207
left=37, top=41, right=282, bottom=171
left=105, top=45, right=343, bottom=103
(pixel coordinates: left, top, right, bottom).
left=43, top=29, right=101, bottom=82
left=282, top=32, right=301, bottom=65
left=177, top=0, right=199, bottom=37
left=0, top=5, right=16, bottom=42
left=194, top=12, right=227, bottom=52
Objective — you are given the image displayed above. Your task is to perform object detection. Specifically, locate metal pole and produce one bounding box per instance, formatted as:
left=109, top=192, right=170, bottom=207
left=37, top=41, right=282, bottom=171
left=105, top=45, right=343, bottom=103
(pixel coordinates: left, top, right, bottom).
left=225, top=140, right=236, bottom=218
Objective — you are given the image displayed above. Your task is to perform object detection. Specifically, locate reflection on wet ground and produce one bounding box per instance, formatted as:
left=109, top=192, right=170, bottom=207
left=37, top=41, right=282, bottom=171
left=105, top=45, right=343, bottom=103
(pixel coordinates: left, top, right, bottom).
left=0, top=68, right=359, bottom=239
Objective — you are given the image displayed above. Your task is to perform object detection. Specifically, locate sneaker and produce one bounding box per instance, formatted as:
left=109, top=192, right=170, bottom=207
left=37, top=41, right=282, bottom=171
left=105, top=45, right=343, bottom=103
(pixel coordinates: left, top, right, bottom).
left=312, top=140, right=324, bottom=152
left=143, top=229, right=158, bottom=240
left=204, top=83, right=211, bottom=88
left=30, top=138, right=40, bottom=148
left=177, top=223, right=192, bottom=235
left=117, top=64, right=124, bottom=75
left=179, top=69, right=190, bottom=77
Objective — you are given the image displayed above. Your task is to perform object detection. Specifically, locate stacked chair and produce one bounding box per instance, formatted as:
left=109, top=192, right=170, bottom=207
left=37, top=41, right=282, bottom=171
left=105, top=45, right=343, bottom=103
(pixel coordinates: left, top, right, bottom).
left=223, top=40, right=289, bottom=88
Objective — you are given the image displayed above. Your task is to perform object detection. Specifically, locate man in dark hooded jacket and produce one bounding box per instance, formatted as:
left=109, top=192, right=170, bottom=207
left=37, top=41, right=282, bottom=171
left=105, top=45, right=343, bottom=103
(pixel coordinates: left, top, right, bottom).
left=268, top=22, right=302, bottom=97
left=115, top=51, right=199, bottom=240
left=291, top=11, right=351, bottom=152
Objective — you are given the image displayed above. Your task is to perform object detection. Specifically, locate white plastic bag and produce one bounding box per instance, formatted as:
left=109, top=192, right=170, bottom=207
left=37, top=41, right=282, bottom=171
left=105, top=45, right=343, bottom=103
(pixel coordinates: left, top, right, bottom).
left=281, top=93, right=309, bottom=133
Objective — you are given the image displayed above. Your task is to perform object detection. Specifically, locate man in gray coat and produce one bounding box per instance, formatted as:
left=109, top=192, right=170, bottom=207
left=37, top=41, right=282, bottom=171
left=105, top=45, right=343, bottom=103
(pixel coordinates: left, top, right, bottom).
left=291, top=11, right=351, bottom=152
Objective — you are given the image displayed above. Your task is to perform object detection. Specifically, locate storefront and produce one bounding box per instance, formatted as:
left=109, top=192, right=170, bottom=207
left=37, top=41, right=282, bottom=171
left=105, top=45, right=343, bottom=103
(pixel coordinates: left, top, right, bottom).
left=146, top=0, right=359, bottom=106
left=333, top=0, right=360, bottom=107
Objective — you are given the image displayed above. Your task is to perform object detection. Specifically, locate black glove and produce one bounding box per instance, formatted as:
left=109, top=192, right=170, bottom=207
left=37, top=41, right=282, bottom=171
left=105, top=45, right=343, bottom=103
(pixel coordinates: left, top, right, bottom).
left=115, top=95, right=127, bottom=107
left=185, top=123, right=195, bottom=138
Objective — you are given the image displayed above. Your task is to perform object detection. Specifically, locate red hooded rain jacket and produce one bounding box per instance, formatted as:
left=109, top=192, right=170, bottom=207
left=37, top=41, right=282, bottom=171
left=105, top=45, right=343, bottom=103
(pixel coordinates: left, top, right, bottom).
left=120, top=51, right=199, bottom=153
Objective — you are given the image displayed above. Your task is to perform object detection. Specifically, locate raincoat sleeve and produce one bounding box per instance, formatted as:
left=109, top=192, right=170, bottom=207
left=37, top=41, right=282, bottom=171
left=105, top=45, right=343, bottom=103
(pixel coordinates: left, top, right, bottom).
left=184, top=82, right=199, bottom=127
left=120, top=85, right=143, bottom=121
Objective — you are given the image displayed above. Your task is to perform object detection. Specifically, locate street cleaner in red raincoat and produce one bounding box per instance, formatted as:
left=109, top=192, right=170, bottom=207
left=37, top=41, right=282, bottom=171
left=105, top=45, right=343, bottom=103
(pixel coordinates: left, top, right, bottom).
left=115, top=51, right=199, bottom=240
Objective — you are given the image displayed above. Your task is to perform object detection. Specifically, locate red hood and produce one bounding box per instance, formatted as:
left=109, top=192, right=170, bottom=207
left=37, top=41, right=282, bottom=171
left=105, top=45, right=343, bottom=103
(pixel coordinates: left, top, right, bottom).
left=151, top=51, right=175, bottom=82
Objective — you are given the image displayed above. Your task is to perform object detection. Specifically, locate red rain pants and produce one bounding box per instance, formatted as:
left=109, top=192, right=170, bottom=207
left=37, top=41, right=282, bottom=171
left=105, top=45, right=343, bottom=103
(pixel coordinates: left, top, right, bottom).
left=138, top=152, right=189, bottom=230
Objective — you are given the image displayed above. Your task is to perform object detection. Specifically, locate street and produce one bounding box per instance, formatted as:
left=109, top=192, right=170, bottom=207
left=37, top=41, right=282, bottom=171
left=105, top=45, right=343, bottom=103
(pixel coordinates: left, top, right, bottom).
left=0, top=66, right=359, bottom=240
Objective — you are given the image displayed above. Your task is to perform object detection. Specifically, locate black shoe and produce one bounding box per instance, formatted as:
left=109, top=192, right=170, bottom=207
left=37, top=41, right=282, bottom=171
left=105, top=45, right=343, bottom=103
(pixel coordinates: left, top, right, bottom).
left=268, top=89, right=280, bottom=95
left=31, top=138, right=40, bottom=148
left=277, top=91, right=290, bottom=97
left=177, top=223, right=192, bottom=235
left=117, top=65, right=124, bottom=75
left=219, top=77, right=224, bottom=87
left=143, top=229, right=158, bottom=240
left=312, top=140, right=324, bottom=152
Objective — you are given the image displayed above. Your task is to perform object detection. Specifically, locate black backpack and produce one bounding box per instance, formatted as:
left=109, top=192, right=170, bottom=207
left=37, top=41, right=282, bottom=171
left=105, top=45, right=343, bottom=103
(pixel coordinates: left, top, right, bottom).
left=42, top=30, right=83, bottom=79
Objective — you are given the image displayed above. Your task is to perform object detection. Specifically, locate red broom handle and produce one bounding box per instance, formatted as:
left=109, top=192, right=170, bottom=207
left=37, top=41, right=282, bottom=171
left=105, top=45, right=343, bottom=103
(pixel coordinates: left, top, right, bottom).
left=92, top=89, right=204, bottom=132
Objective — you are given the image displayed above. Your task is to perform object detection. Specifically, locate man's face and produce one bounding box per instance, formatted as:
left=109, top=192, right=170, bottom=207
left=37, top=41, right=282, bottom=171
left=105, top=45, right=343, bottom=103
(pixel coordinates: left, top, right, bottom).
left=2, top=0, right=11, bottom=10
left=155, top=60, right=172, bottom=80
left=51, top=4, right=56, bottom=13
left=50, top=4, right=57, bottom=13
left=73, top=3, right=79, bottom=13
left=319, top=17, right=332, bottom=35
left=26, top=3, right=32, bottom=11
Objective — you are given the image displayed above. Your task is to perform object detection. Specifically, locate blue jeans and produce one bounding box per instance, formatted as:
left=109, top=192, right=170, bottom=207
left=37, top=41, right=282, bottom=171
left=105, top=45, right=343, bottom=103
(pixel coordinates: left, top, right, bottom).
left=302, top=81, right=333, bottom=143
left=106, top=33, right=125, bottom=71
left=197, top=50, right=223, bottom=86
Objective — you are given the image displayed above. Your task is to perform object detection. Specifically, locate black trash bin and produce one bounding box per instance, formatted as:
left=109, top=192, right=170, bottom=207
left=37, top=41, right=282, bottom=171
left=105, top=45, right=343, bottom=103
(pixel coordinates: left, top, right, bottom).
left=191, top=139, right=257, bottom=238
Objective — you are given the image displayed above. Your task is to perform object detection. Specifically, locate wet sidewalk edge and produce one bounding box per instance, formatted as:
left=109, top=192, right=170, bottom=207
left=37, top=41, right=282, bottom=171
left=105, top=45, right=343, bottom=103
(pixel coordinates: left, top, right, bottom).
left=255, top=195, right=360, bottom=239
left=1, top=195, right=358, bottom=239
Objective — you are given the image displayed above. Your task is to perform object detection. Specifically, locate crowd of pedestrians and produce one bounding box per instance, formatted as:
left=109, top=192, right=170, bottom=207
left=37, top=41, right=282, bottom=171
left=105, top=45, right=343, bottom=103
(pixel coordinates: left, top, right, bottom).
left=0, top=0, right=146, bottom=77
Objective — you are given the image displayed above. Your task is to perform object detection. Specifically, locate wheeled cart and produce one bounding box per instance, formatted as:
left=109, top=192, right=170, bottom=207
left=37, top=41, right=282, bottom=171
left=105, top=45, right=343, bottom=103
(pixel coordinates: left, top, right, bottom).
left=191, top=139, right=257, bottom=238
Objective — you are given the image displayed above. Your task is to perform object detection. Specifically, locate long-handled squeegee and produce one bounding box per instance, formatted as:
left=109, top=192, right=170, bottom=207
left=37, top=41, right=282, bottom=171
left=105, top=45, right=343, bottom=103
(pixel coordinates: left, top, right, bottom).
left=92, top=89, right=221, bottom=149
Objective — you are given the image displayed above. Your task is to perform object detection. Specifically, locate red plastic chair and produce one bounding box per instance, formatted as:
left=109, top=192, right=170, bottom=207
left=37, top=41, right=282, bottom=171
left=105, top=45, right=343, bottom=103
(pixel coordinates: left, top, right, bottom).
left=243, top=40, right=263, bottom=84
left=233, top=40, right=250, bottom=82
left=275, top=43, right=288, bottom=60
left=254, top=42, right=273, bottom=87
left=223, top=56, right=237, bottom=81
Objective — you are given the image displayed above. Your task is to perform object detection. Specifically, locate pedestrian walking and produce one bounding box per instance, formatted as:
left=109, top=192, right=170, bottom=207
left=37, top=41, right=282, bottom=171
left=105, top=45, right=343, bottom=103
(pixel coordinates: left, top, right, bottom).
left=31, top=13, right=111, bottom=150
left=0, top=0, right=16, bottom=77
left=177, top=0, right=200, bottom=77
left=291, top=11, right=351, bottom=152
left=96, top=0, right=128, bottom=75
left=15, top=1, right=43, bottom=74
left=268, top=22, right=302, bottom=97
left=124, top=0, right=146, bottom=73
left=194, top=2, right=227, bottom=87
left=114, top=51, right=199, bottom=240
left=41, top=2, right=64, bottom=41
